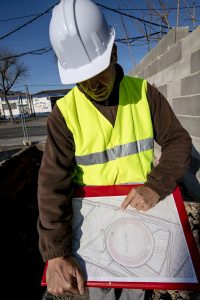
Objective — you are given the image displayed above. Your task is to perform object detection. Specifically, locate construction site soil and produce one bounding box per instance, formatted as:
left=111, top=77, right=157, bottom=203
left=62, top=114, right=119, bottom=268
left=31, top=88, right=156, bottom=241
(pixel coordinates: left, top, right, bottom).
left=0, top=145, right=199, bottom=300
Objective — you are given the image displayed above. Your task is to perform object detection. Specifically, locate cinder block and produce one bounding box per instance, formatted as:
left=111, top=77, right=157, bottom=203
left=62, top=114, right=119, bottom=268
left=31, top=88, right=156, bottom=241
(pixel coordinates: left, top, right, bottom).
left=154, top=141, right=161, bottom=160
left=139, top=28, right=182, bottom=69
left=143, top=67, right=149, bottom=78
left=138, top=45, right=158, bottom=70
left=174, top=57, right=190, bottom=79
left=174, top=27, right=189, bottom=42
left=153, top=27, right=188, bottom=58
left=130, top=27, right=189, bottom=77
left=182, top=26, right=200, bottom=57
left=191, top=137, right=200, bottom=158
left=166, top=97, right=173, bottom=107
left=158, top=84, right=167, bottom=98
left=191, top=137, right=200, bottom=183
left=137, top=71, right=145, bottom=79
left=157, top=41, right=182, bottom=73
left=147, top=64, right=175, bottom=87
left=181, top=72, right=200, bottom=95
left=177, top=115, right=200, bottom=137
left=160, top=65, right=175, bottom=83
left=191, top=49, right=200, bottom=74
left=130, top=72, right=144, bottom=79
left=173, top=95, right=200, bottom=115
left=167, top=81, right=181, bottom=99
left=143, top=60, right=158, bottom=78
left=130, top=50, right=157, bottom=75
left=129, top=64, right=142, bottom=76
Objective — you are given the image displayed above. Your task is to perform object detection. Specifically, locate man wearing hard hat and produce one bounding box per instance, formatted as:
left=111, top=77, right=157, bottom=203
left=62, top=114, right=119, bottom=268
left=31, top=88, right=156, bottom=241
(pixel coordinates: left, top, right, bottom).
left=37, top=0, right=192, bottom=299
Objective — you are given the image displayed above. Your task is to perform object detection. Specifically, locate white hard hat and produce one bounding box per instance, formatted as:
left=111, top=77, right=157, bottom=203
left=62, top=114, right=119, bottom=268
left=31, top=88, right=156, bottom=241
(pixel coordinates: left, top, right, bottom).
left=49, top=0, right=115, bottom=84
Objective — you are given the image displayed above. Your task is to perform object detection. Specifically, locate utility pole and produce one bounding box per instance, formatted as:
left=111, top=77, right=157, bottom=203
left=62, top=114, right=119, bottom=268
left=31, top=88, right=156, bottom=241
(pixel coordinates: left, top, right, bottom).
left=176, top=0, right=180, bottom=27
left=18, top=94, right=31, bottom=146
left=30, top=94, right=36, bottom=117
left=25, top=84, right=35, bottom=117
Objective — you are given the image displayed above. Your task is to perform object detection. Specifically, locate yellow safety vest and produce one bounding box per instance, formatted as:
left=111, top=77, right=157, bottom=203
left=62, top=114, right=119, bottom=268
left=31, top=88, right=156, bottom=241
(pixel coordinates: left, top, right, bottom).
left=57, top=76, right=154, bottom=185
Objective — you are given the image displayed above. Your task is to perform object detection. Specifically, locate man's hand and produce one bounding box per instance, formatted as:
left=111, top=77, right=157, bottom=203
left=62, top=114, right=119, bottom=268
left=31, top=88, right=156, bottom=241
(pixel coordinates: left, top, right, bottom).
left=46, top=256, right=85, bottom=296
left=121, top=186, right=160, bottom=211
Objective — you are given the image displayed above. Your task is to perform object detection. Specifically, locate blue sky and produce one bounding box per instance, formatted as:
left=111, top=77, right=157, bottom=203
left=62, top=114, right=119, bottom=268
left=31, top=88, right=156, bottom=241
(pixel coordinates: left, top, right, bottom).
left=0, top=0, right=199, bottom=94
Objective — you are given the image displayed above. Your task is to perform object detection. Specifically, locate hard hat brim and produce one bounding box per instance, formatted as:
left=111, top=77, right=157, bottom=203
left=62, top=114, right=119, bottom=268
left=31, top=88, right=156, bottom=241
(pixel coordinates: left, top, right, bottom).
left=58, top=33, right=115, bottom=85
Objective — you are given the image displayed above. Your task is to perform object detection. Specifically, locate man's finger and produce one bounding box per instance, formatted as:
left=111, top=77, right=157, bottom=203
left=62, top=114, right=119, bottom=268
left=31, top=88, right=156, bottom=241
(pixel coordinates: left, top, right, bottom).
left=121, top=188, right=137, bottom=209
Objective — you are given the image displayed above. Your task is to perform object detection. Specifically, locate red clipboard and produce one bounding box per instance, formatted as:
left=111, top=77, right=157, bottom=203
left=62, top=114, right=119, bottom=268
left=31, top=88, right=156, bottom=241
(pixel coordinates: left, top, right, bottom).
left=41, top=185, right=200, bottom=290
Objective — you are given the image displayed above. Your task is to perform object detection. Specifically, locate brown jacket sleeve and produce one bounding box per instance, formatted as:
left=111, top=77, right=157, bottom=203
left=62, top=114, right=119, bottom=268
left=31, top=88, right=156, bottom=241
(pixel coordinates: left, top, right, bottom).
left=144, top=83, right=192, bottom=198
left=37, top=105, right=75, bottom=261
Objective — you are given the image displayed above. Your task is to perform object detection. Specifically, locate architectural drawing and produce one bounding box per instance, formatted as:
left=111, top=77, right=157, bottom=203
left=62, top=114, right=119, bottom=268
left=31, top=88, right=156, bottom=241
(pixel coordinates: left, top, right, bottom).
left=71, top=194, right=197, bottom=283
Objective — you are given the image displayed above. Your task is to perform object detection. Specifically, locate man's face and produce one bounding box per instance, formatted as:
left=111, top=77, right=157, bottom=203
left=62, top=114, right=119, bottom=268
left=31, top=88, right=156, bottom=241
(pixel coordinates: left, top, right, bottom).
left=78, top=62, right=116, bottom=101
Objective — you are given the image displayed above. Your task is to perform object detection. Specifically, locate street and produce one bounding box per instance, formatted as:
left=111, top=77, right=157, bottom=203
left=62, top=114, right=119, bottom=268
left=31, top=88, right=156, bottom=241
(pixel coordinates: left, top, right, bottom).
left=0, top=124, right=47, bottom=139
left=0, top=116, right=48, bottom=148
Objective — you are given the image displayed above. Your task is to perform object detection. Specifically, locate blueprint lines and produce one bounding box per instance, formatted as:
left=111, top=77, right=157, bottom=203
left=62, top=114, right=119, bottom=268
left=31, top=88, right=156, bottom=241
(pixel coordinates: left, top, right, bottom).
left=72, top=194, right=197, bottom=283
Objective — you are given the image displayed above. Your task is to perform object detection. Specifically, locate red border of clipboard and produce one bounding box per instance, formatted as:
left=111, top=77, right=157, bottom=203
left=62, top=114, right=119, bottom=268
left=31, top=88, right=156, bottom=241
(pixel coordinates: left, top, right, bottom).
left=41, top=185, right=200, bottom=290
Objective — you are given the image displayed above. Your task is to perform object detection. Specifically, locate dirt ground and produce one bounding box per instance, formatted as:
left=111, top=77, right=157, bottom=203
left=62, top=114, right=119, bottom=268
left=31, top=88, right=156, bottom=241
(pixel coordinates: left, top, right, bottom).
left=1, top=145, right=45, bottom=299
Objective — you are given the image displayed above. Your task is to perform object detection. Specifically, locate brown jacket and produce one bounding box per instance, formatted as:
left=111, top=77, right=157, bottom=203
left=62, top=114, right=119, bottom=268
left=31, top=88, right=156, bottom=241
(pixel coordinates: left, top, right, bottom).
left=37, top=64, right=192, bottom=261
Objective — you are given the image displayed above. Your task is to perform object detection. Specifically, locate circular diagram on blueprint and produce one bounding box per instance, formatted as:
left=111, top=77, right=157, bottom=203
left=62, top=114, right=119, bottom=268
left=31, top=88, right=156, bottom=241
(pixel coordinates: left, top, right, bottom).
left=106, top=218, right=154, bottom=267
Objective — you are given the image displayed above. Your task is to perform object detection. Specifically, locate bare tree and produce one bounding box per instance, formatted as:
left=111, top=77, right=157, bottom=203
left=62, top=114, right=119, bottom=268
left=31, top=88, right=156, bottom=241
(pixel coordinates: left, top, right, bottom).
left=0, top=48, right=28, bottom=122
left=183, top=0, right=197, bottom=29
left=144, top=0, right=172, bottom=29
left=120, top=14, right=136, bottom=66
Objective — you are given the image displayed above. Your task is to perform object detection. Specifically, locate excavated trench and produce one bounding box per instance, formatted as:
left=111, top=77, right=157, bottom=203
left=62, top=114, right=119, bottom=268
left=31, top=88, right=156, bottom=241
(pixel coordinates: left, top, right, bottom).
left=0, top=145, right=199, bottom=300
left=1, top=145, right=45, bottom=299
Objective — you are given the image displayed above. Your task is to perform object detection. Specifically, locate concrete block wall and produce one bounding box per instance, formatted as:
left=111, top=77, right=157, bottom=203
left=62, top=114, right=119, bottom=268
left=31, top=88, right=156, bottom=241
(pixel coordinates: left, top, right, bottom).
left=129, top=26, right=200, bottom=186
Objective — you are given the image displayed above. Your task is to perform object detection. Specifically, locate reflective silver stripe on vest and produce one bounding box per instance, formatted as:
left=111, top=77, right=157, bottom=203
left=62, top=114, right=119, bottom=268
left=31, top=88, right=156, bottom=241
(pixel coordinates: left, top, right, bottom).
left=75, top=137, right=154, bottom=166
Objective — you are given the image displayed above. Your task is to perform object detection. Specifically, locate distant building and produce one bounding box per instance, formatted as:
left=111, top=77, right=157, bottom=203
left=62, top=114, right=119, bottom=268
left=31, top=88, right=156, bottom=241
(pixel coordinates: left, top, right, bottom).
left=0, top=93, right=28, bottom=119
left=32, top=89, right=70, bottom=112
left=0, top=88, right=70, bottom=119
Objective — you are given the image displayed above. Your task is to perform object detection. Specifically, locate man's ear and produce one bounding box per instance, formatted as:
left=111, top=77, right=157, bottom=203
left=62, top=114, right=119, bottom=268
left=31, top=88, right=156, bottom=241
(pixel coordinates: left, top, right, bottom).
left=111, top=43, right=117, bottom=64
